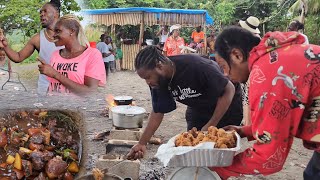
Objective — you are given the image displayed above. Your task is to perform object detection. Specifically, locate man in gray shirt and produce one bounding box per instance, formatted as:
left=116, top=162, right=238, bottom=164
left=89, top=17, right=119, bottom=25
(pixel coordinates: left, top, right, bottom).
left=96, top=34, right=114, bottom=78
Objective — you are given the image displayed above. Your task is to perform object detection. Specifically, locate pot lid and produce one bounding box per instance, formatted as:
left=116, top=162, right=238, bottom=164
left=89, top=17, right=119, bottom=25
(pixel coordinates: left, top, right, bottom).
left=168, top=167, right=221, bottom=180
left=111, top=105, right=146, bottom=115
left=114, top=96, right=133, bottom=101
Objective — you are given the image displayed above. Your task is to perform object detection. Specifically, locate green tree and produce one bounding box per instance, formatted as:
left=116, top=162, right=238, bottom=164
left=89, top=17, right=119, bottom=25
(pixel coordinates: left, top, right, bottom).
left=83, top=0, right=210, bottom=9
left=288, top=0, right=320, bottom=44
left=289, top=0, right=320, bottom=23
left=0, top=0, right=81, bottom=36
left=207, top=1, right=236, bottom=30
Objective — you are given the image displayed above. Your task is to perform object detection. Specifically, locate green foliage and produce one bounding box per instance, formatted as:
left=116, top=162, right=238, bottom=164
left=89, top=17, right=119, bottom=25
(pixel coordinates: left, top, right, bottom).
left=210, top=1, right=236, bottom=29
left=0, top=0, right=43, bottom=36
left=304, top=15, right=320, bottom=44
left=6, top=30, right=39, bottom=64
left=83, top=0, right=208, bottom=9
left=0, top=0, right=81, bottom=63
left=289, top=0, right=320, bottom=14
left=0, top=0, right=81, bottom=36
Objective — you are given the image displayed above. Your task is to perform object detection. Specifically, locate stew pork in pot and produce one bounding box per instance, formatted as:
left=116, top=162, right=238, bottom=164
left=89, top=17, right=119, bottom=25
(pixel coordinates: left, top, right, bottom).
left=0, top=109, right=82, bottom=180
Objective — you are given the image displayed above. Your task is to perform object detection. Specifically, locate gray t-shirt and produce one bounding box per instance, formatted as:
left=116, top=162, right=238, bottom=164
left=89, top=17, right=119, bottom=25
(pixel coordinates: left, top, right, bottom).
left=96, top=42, right=115, bottom=62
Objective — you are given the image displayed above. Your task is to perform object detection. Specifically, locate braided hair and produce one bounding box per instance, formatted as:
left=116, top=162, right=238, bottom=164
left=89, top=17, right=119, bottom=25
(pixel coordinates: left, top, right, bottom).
left=58, top=14, right=89, bottom=47
left=134, top=45, right=170, bottom=70
left=47, top=0, right=61, bottom=15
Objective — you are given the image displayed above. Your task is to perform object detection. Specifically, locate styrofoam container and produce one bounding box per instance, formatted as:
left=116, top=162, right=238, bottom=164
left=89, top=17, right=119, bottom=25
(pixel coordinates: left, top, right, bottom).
left=167, top=132, right=240, bottom=167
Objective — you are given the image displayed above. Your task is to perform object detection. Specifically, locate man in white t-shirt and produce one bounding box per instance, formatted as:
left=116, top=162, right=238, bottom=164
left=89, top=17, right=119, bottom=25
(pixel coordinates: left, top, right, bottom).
left=105, top=36, right=115, bottom=73
left=97, top=34, right=114, bottom=77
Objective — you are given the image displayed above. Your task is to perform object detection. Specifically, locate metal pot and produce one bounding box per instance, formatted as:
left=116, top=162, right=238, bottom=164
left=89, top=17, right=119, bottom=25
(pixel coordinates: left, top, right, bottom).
left=111, top=105, right=146, bottom=129
left=113, top=96, right=133, bottom=106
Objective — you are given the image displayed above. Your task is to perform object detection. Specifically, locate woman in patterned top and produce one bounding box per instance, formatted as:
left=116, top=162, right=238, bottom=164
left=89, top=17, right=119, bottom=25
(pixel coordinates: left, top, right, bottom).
left=163, top=24, right=185, bottom=56
left=213, top=26, right=320, bottom=180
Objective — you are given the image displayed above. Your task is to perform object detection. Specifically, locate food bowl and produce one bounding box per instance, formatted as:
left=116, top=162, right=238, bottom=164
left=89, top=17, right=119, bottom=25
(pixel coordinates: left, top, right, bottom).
left=0, top=108, right=86, bottom=179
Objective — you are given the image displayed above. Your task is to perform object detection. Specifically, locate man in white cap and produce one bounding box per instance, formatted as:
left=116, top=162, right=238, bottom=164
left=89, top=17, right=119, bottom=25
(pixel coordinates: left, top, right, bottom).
left=163, top=24, right=185, bottom=56
left=239, top=16, right=261, bottom=38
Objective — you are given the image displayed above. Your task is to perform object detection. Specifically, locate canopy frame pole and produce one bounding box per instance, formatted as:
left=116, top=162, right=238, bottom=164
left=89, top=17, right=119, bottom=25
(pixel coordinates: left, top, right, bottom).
left=139, top=12, right=145, bottom=50
left=203, top=15, right=207, bottom=56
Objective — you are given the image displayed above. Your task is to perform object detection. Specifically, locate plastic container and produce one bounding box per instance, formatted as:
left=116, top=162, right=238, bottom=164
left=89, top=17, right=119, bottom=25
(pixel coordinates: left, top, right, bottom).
left=89, top=42, right=96, bottom=48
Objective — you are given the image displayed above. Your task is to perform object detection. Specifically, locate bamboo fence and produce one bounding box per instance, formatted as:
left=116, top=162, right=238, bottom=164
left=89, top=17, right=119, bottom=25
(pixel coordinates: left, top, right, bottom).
left=121, top=44, right=140, bottom=70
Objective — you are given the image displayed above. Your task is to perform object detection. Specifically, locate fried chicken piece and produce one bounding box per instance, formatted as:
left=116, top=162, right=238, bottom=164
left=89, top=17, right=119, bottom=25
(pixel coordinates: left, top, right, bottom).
left=208, top=126, right=218, bottom=136
left=217, top=128, right=227, bottom=138
left=192, top=138, right=201, bottom=146
left=196, top=132, right=205, bottom=141
left=201, top=135, right=216, bottom=143
left=179, top=138, right=193, bottom=146
left=174, top=133, right=184, bottom=146
left=175, top=132, right=194, bottom=146
left=189, top=127, right=198, bottom=138
left=175, top=126, right=237, bottom=148
left=92, top=168, right=104, bottom=180
left=225, top=133, right=236, bottom=148
left=192, top=132, right=206, bottom=146
left=218, top=144, right=228, bottom=148
left=207, top=134, right=218, bottom=142
left=215, top=137, right=229, bottom=148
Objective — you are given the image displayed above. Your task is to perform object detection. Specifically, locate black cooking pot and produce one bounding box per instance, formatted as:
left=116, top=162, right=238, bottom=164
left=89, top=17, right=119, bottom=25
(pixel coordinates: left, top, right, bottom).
left=113, top=96, right=133, bottom=105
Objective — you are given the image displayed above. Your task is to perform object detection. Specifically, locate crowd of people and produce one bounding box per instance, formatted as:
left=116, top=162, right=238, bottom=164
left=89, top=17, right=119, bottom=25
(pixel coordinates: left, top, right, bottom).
left=0, top=0, right=319, bottom=179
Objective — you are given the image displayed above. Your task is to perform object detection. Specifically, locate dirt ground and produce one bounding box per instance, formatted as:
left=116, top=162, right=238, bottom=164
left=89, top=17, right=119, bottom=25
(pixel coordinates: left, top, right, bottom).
left=0, top=62, right=314, bottom=180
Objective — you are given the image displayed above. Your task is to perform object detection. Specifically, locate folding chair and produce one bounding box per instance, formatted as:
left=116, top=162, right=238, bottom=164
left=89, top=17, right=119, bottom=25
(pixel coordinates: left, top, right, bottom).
left=0, top=54, right=27, bottom=91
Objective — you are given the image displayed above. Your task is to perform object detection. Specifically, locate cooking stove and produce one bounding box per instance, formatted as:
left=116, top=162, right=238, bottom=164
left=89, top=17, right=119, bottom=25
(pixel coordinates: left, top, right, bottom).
left=99, top=95, right=144, bottom=180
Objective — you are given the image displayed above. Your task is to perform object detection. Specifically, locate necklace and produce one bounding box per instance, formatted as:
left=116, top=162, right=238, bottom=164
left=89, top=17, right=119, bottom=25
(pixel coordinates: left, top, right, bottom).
left=168, top=60, right=175, bottom=91
left=44, top=29, right=55, bottom=41
left=62, top=47, right=84, bottom=59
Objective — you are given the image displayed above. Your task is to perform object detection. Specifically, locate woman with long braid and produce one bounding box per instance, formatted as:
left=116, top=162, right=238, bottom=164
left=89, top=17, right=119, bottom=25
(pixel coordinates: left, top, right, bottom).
left=38, top=14, right=106, bottom=96
left=127, top=46, right=243, bottom=160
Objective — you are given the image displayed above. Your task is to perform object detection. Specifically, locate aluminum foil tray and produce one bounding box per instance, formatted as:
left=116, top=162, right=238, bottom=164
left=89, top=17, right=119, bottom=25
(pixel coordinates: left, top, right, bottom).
left=167, top=132, right=240, bottom=167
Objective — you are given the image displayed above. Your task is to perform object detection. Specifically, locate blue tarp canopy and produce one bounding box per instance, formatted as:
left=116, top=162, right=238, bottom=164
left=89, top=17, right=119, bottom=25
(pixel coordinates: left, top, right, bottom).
left=81, top=7, right=214, bottom=25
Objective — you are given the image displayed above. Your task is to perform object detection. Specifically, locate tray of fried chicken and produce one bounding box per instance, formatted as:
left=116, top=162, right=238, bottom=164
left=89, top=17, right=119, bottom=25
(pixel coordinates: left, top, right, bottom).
left=155, top=126, right=240, bottom=167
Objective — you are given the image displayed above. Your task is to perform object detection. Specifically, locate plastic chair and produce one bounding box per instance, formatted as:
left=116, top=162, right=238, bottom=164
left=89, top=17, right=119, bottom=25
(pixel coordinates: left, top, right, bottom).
left=0, top=55, right=27, bottom=91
